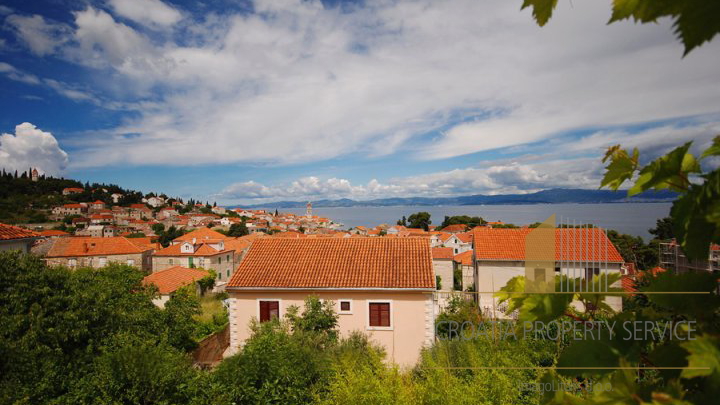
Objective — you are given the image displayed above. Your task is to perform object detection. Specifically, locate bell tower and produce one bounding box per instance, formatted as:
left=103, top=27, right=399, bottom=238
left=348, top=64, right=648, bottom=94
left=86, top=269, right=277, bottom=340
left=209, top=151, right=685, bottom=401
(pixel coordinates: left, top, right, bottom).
left=306, top=201, right=312, bottom=218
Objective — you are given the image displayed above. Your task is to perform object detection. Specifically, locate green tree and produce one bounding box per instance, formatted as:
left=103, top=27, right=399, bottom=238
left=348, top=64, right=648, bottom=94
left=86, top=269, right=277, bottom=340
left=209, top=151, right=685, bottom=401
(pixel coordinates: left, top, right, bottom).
left=407, top=212, right=431, bottom=231
left=0, top=252, right=203, bottom=403
left=226, top=222, right=249, bottom=237
left=163, top=286, right=202, bottom=351
left=649, top=216, right=674, bottom=241
left=440, top=215, right=486, bottom=229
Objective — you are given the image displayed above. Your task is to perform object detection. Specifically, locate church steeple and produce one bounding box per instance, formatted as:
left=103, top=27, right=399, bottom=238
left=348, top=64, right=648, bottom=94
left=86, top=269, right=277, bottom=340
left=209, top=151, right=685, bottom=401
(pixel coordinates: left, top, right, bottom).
left=306, top=201, right=312, bottom=218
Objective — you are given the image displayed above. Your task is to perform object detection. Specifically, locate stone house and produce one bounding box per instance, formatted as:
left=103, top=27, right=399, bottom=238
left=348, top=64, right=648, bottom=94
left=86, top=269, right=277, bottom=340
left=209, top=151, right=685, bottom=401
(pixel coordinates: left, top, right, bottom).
left=42, top=236, right=153, bottom=272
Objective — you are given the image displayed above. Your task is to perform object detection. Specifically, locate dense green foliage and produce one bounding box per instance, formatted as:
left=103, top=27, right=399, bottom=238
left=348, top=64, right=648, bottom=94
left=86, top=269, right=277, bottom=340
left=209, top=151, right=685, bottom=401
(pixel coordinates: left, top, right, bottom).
left=407, top=211, right=432, bottom=231
left=0, top=251, right=204, bottom=403
left=521, top=0, right=720, bottom=55
left=226, top=222, right=249, bottom=237
left=154, top=224, right=186, bottom=247
left=0, top=169, right=154, bottom=224
left=440, top=215, right=486, bottom=229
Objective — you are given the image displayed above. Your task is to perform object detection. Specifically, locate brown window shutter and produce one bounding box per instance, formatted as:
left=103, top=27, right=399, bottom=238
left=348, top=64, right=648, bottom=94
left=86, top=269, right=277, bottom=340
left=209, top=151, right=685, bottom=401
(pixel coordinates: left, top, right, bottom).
left=379, top=303, right=390, bottom=327
left=260, top=301, right=269, bottom=322
left=269, top=301, right=279, bottom=319
left=369, top=303, right=390, bottom=327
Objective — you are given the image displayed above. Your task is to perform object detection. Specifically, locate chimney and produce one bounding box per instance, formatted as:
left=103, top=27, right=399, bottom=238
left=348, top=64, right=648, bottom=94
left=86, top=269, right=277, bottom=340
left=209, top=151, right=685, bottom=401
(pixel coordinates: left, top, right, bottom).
left=192, top=238, right=196, bottom=245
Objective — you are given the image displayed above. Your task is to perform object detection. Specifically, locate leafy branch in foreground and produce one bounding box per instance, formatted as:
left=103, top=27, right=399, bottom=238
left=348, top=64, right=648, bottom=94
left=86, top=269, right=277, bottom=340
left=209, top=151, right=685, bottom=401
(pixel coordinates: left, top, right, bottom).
left=600, top=136, right=720, bottom=259
left=521, top=0, right=720, bottom=55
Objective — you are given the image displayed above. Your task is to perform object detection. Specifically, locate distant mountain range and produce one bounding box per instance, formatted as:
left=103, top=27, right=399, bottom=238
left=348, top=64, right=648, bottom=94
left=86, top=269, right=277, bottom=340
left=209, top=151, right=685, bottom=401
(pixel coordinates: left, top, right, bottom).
left=234, top=188, right=677, bottom=209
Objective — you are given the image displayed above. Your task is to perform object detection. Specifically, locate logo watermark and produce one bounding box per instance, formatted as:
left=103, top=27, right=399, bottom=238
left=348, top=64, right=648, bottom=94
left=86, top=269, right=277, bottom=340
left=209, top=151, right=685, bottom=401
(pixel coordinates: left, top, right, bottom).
left=520, top=380, right=612, bottom=393
left=436, top=320, right=697, bottom=341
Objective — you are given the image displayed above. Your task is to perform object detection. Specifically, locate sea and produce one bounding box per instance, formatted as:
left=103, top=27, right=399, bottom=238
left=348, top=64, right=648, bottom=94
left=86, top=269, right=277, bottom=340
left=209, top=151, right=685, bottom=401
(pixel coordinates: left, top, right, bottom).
left=271, top=203, right=672, bottom=240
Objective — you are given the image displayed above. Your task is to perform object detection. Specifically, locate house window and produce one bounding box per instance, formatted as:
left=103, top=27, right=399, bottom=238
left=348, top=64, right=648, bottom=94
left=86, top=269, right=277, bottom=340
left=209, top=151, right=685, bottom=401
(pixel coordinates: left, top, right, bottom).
left=227, top=255, right=230, bottom=261
left=227, top=269, right=230, bottom=278
left=339, top=300, right=352, bottom=314
left=127, top=259, right=135, bottom=266
left=218, top=256, right=222, bottom=264
left=169, top=258, right=173, bottom=265
left=368, top=302, right=391, bottom=328
left=585, top=268, right=600, bottom=280
left=259, top=300, right=280, bottom=322
left=533, top=268, right=546, bottom=282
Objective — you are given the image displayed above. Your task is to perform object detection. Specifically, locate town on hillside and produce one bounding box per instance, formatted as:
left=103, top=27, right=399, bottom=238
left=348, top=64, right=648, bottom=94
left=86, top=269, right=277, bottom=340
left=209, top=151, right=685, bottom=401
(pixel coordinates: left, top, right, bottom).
left=3, top=171, right=718, bottom=369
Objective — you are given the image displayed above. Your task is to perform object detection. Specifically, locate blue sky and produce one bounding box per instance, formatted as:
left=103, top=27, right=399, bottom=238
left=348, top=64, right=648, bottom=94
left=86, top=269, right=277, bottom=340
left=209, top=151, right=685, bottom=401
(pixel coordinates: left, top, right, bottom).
left=1, top=0, right=719, bottom=205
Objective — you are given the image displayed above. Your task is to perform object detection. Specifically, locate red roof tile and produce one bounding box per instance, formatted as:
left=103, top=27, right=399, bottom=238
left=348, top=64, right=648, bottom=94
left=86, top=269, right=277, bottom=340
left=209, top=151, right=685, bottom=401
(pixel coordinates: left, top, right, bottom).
left=46, top=237, right=151, bottom=257
left=0, top=223, right=40, bottom=240
left=441, top=224, right=468, bottom=233
left=143, top=266, right=209, bottom=294
left=472, top=227, right=624, bottom=262
left=432, top=247, right=454, bottom=259
left=173, top=228, right=228, bottom=243
left=228, top=238, right=434, bottom=289
left=454, top=250, right=474, bottom=266
left=39, top=230, right=69, bottom=237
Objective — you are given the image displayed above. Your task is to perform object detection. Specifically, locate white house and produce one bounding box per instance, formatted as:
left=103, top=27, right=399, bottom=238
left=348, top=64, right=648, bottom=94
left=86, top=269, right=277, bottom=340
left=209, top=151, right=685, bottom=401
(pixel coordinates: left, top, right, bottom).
left=472, top=227, right=625, bottom=316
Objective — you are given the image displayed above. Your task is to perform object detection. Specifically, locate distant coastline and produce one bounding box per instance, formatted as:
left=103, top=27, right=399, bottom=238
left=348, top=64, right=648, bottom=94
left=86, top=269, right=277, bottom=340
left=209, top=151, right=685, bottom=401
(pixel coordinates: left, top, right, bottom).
left=232, top=188, right=676, bottom=209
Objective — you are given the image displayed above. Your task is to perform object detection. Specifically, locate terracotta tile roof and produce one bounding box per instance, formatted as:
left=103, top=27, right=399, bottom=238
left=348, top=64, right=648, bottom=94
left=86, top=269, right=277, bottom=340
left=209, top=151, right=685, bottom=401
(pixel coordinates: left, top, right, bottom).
left=621, top=275, right=637, bottom=295
left=432, top=247, right=454, bottom=259
left=456, top=233, right=473, bottom=243
left=0, top=223, right=40, bottom=240
left=153, top=242, right=230, bottom=257
left=224, top=237, right=252, bottom=252
left=129, top=204, right=147, bottom=209
left=173, top=227, right=228, bottom=243
left=127, top=237, right=161, bottom=251
left=454, top=250, right=473, bottom=266
left=228, top=238, right=434, bottom=290
left=39, top=230, right=69, bottom=237
left=63, top=204, right=83, bottom=208
left=46, top=237, right=151, bottom=257
left=433, top=232, right=452, bottom=241
left=63, top=187, right=83, bottom=193
left=441, top=224, right=468, bottom=233
left=270, top=231, right=306, bottom=238
left=472, top=227, right=624, bottom=262
left=143, top=266, right=209, bottom=294
left=92, top=200, right=105, bottom=204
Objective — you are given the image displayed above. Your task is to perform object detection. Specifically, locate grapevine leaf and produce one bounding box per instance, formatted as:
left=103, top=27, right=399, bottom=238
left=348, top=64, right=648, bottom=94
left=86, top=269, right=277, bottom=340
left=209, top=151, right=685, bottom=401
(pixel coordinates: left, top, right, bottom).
left=608, top=0, right=720, bottom=55
left=556, top=337, right=620, bottom=376
left=674, top=0, right=720, bottom=56
left=680, top=334, right=720, bottom=379
left=643, top=271, right=720, bottom=316
left=648, top=342, right=689, bottom=380
left=670, top=170, right=720, bottom=260
left=600, top=146, right=638, bottom=190
left=627, top=142, right=697, bottom=196
left=521, top=0, right=558, bottom=27
left=700, top=135, right=720, bottom=159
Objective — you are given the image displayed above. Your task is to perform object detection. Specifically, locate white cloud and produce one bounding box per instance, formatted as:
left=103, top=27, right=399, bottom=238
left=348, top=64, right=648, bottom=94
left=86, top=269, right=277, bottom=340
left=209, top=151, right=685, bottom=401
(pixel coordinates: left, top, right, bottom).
left=72, top=7, right=156, bottom=69
left=0, top=62, right=100, bottom=103
left=0, top=123, right=69, bottom=175
left=215, top=121, right=720, bottom=203
left=6, top=0, right=720, bottom=171
left=5, top=14, right=71, bottom=56
left=0, top=62, right=41, bottom=85
left=107, top=0, right=183, bottom=28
